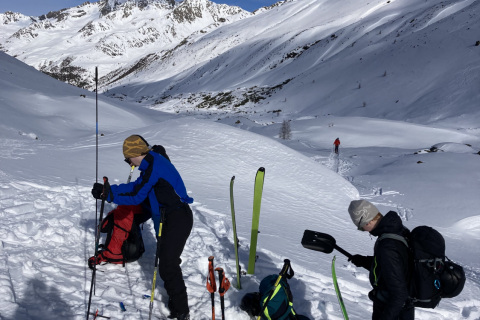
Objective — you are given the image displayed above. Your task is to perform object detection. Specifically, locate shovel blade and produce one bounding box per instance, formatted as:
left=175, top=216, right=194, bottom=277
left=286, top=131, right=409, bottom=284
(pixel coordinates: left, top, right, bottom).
left=301, top=230, right=336, bottom=254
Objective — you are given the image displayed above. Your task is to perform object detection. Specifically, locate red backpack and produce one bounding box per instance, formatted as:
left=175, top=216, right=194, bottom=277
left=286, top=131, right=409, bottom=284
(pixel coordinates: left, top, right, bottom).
left=89, top=205, right=146, bottom=268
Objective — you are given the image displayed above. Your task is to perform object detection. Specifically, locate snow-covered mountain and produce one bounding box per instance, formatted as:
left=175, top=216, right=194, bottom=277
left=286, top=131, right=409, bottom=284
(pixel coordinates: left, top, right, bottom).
left=0, top=0, right=250, bottom=88
left=2, top=0, right=479, bottom=132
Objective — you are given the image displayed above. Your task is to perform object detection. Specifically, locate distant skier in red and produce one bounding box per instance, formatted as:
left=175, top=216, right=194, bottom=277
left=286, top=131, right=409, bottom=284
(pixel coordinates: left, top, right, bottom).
left=334, top=138, right=340, bottom=154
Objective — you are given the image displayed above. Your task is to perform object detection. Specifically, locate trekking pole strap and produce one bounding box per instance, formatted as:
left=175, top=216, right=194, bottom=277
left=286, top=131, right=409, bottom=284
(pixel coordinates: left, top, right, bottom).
left=207, top=256, right=217, bottom=293
left=215, top=267, right=231, bottom=296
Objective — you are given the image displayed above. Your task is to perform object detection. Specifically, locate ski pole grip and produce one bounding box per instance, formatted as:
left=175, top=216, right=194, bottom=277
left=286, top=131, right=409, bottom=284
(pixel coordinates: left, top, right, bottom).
left=280, top=259, right=294, bottom=279
left=280, top=259, right=290, bottom=275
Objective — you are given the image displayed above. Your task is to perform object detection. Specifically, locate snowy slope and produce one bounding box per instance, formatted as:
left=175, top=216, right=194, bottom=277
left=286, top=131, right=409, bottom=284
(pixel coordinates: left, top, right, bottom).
left=103, top=0, right=480, bottom=129
left=0, top=51, right=174, bottom=141
left=1, top=38, right=480, bottom=320
left=2, top=0, right=479, bottom=132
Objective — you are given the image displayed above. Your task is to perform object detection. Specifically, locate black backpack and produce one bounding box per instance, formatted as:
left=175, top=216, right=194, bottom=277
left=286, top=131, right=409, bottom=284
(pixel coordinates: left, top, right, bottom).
left=378, top=226, right=465, bottom=308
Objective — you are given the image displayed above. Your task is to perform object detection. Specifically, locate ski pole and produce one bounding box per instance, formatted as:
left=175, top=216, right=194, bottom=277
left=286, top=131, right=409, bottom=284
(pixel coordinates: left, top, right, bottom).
left=126, top=165, right=135, bottom=183
left=88, top=68, right=100, bottom=320
left=206, top=256, right=217, bottom=320
left=87, top=177, right=108, bottom=319
left=95, top=66, right=98, bottom=184
left=215, top=267, right=230, bottom=320
left=257, top=259, right=294, bottom=320
left=148, top=210, right=165, bottom=320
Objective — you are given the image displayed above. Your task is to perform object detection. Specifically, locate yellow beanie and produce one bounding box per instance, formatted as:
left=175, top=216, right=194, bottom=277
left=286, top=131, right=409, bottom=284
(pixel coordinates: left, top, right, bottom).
left=123, top=135, right=150, bottom=158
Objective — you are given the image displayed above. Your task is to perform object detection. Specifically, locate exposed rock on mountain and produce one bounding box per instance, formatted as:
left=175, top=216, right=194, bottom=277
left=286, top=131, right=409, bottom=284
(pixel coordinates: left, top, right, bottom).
left=0, top=0, right=249, bottom=88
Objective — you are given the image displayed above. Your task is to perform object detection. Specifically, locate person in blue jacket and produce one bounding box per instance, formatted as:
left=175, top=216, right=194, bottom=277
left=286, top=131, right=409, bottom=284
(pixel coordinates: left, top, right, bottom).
left=92, top=135, right=193, bottom=320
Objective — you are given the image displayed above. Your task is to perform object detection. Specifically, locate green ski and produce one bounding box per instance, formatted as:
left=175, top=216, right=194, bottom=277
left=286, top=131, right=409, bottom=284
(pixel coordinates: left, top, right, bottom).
left=230, top=175, right=242, bottom=289
left=247, top=167, right=265, bottom=275
left=332, top=256, right=349, bottom=320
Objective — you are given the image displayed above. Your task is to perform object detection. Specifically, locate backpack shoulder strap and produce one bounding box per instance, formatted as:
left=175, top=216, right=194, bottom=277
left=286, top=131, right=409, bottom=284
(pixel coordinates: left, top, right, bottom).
left=375, top=233, right=409, bottom=253
left=378, top=233, right=409, bottom=247
left=374, top=233, right=413, bottom=288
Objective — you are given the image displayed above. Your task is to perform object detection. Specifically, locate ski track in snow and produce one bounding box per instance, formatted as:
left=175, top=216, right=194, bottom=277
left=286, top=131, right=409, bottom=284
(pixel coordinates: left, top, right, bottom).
left=1, top=162, right=479, bottom=319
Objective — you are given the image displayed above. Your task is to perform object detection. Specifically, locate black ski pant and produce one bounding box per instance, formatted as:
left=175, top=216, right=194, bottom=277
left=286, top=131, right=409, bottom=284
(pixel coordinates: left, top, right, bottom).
left=159, top=204, right=193, bottom=316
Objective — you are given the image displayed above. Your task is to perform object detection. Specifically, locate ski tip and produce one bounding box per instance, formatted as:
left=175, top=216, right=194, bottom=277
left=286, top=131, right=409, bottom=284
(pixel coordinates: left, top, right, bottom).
left=231, top=175, right=235, bottom=180
left=258, top=167, right=265, bottom=172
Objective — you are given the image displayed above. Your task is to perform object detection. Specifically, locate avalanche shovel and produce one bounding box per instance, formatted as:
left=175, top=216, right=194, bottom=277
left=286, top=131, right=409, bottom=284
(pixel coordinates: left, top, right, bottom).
left=301, top=230, right=353, bottom=259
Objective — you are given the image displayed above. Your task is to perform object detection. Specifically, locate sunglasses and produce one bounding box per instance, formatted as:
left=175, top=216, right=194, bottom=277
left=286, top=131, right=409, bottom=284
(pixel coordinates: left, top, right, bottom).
left=124, top=158, right=132, bottom=165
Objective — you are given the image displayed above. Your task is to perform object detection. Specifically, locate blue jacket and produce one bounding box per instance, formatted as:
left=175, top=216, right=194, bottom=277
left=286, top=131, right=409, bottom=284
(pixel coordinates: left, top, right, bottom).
left=108, top=150, right=193, bottom=234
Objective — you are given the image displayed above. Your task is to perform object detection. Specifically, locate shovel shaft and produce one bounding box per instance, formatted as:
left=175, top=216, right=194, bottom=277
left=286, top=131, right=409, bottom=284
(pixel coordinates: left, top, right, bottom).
left=334, top=244, right=353, bottom=259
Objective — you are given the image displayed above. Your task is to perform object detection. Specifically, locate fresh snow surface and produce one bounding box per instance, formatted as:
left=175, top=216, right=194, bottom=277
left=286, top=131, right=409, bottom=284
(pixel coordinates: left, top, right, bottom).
left=1, top=51, right=480, bottom=320
left=1, top=5, right=480, bottom=320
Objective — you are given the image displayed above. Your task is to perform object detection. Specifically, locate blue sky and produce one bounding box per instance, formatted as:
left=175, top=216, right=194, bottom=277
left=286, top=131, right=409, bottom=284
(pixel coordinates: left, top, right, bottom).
left=0, top=0, right=278, bottom=16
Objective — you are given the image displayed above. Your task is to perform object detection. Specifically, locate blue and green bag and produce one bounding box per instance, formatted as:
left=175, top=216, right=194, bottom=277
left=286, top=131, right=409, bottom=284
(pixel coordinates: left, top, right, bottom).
left=259, top=274, right=296, bottom=320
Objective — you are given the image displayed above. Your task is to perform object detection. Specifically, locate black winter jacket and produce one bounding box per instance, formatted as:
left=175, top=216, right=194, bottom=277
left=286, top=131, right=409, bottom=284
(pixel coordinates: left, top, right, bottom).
left=366, top=211, right=411, bottom=319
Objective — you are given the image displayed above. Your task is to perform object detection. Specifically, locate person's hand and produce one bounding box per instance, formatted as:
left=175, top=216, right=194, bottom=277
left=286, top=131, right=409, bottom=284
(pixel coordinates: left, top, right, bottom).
left=91, top=177, right=112, bottom=201
left=91, top=183, right=104, bottom=199
left=348, top=254, right=371, bottom=269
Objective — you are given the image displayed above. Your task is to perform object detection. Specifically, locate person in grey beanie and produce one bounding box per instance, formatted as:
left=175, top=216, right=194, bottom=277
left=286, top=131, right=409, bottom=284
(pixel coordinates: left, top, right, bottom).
left=347, top=199, right=414, bottom=320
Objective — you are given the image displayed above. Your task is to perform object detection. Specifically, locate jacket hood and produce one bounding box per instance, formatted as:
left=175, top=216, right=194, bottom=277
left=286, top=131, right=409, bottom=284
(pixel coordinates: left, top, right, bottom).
left=370, top=211, right=405, bottom=237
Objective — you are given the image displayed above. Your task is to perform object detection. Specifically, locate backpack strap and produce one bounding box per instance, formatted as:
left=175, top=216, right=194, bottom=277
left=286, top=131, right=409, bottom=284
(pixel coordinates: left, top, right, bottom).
left=373, top=233, right=411, bottom=287
left=375, top=233, right=408, bottom=254
left=377, top=233, right=408, bottom=248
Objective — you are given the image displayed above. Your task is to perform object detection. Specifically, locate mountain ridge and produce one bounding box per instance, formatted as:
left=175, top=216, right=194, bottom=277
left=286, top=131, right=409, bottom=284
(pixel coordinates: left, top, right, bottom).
left=0, top=0, right=250, bottom=88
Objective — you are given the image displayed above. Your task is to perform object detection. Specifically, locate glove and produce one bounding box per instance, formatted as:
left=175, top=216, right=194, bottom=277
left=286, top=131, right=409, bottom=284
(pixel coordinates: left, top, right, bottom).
left=348, top=254, right=372, bottom=270
left=88, top=253, right=107, bottom=270
left=91, top=177, right=112, bottom=201
left=91, top=183, right=104, bottom=199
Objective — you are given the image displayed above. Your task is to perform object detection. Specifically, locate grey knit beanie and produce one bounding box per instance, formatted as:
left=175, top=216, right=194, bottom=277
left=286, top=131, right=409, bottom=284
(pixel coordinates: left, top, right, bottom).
left=348, top=200, right=380, bottom=231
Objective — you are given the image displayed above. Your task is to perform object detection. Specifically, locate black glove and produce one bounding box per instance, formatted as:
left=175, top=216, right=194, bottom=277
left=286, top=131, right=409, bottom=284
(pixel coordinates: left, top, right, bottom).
left=91, top=177, right=112, bottom=201
left=91, top=183, right=104, bottom=199
left=348, top=254, right=372, bottom=270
